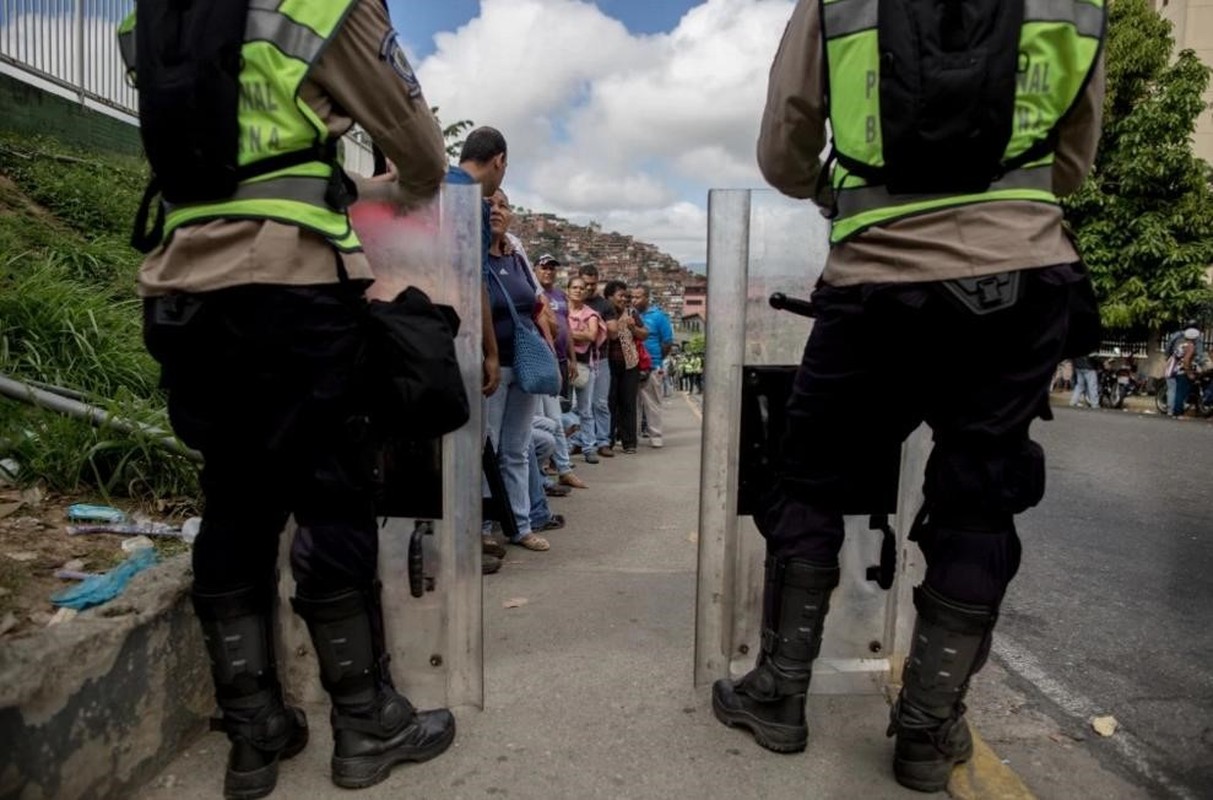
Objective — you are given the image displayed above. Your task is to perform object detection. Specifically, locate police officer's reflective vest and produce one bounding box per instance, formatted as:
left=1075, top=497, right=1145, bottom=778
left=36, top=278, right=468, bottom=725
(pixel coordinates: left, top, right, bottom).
left=117, top=0, right=360, bottom=252
left=821, top=0, right=1105, bottom=244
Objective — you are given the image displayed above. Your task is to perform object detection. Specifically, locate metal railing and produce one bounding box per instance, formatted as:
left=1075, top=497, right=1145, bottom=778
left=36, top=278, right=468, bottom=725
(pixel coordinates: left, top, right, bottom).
left=0, top=0, right=374, bottom=174
left=1, top=0, right=136, bottom=117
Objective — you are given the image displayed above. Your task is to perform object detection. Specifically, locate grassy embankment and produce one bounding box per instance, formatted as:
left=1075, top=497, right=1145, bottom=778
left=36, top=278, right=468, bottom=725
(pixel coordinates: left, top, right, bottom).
left=0, top=132, right=199, bottom=504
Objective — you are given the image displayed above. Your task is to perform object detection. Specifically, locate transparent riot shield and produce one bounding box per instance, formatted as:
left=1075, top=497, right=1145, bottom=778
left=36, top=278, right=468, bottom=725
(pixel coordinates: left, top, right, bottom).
left=279, top=182, right=484, bottom=710
left=694, top=189, right=929, bottom=694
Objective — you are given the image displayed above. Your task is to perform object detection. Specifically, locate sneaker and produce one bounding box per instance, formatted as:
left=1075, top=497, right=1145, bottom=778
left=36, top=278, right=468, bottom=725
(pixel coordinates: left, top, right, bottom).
left=512, top=533, right=550, bottom=551
left=623, top=447, right=637, bottom=454
left=544, top=484, right=572, bottom=498
left=537, top=514, right=566, bottom=532
left=650, top=437, right=663, bottom=448
left=482, top=554, right=503, bottom=575
left=584, top=450, right=600, bottom=464
left=597, top=447, right=615, bottom=458
left=482, top=537, right=507, bottom=559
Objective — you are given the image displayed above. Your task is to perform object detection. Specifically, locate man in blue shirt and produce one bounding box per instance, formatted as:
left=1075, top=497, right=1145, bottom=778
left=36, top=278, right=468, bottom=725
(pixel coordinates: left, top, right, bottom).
left=631, top=285, right=674, bottom=448
left=447, top=127, right=508, bottom=397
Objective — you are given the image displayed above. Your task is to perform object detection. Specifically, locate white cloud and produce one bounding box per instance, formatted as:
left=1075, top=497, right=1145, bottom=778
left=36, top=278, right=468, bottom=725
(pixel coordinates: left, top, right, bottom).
left=529, top=156, right=676, bottom=210
left=416, top=0, right=796, bottom=262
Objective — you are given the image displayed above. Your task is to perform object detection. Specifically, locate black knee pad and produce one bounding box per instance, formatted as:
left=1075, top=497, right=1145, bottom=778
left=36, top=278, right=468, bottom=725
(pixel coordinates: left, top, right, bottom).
left=916, top=520, right=1023, bottom=605
left=925, top=438, right=1045, bottom=516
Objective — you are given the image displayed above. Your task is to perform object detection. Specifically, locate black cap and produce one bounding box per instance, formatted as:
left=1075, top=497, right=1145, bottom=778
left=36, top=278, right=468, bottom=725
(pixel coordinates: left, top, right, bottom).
left=536, top=254, right=561, bottom=267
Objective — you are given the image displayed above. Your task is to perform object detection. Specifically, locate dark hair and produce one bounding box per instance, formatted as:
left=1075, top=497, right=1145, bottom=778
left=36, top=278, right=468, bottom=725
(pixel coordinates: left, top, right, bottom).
left=459, top=126, right=507, bottom=164
left=604, top=279, right=628, bottom=299
left=578, top=264, right=599, bottom=279
left=634, top=284, right=651, bottom=298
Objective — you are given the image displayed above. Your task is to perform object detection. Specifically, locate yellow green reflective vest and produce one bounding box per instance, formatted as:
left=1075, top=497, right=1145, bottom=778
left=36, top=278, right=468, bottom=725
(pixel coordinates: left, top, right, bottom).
left=821, top=0, right=1105, bottom=244
left=117, top=0, right=361, bottom=251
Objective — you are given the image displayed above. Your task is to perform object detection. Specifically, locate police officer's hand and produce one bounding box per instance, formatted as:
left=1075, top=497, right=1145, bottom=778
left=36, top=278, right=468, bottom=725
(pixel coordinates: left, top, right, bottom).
left=354, top=173, right=434, bottom=212
left=483, top=354, right=501, bottom=397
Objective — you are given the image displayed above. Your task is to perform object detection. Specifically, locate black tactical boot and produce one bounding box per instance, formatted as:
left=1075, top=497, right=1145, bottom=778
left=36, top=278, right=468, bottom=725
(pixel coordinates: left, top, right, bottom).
left=293, top=586, right=456, bottom=789
left=712, top=557, right=839, bottom=753
left=193, top=585, right=309, bottom=800
left=888, top=585, right=997, bottom=793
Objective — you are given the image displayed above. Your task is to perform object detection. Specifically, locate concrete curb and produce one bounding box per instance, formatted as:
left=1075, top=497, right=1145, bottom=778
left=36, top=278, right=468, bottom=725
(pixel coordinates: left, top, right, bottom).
left=0, top=555, right=210, bottom=800
left=950, top=729, right=1037, bottom=799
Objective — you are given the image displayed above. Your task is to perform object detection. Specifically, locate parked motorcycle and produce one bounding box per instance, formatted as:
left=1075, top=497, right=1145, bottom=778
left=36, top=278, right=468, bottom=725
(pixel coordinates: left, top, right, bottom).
left=1099, top=357, right=1144, bottom=409
left=1154, top=370, right=1213, bottom=417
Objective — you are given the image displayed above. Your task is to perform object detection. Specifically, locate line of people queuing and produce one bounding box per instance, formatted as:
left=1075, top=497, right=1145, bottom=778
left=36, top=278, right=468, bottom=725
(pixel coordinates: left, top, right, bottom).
left=456, top=130, right=676, bottom=571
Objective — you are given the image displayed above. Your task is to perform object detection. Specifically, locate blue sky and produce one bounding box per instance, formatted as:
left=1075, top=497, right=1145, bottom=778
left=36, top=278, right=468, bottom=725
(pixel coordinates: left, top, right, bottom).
left=393, top=1, right=696, bottom=57
left=388, top=1, right=797, bottom=264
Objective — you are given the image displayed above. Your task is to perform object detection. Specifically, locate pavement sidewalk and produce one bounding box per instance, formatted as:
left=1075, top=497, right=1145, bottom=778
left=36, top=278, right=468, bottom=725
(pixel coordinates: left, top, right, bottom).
left=134, top=394, right=1122, bottom=799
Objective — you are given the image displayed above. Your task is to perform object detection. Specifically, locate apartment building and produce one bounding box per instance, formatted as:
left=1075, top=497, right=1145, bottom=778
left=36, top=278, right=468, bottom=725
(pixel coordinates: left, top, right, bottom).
left=1154, top=0, right=1213, bottom=162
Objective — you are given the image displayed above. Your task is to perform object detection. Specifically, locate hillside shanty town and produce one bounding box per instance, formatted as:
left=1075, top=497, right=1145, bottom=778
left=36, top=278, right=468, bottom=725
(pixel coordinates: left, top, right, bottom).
left=513, top=210, right=708, bottom=331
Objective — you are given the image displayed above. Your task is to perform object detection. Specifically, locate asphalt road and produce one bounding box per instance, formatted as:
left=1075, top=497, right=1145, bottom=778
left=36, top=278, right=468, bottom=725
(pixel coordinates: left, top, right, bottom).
left=1000, top=408, right=1213, bottom=799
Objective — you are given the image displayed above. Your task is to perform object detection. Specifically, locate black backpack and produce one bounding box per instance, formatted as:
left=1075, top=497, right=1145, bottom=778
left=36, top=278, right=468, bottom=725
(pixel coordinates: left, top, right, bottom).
left=130, top=0, right=346, bottom=252
left=837, top=0, right=1031, bottom=196
left=134, top=0, right=247, bottom=207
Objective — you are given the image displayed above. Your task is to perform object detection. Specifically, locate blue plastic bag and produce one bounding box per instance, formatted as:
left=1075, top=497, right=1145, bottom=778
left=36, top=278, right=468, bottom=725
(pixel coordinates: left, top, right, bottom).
left=51, top=547, right=157, bottom=610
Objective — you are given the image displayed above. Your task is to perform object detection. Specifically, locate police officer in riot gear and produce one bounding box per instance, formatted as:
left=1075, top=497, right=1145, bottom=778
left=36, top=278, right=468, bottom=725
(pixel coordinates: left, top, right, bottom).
left=713, top=0, right=1105, bottom=792
left=119, top=0, right=454, bottom=796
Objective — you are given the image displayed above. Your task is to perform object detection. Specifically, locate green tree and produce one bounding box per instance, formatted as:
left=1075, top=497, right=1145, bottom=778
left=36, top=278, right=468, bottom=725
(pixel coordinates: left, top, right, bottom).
left=1064, top=0, right=1213, bottom=331
left=431, top=107, right=474, bottom=160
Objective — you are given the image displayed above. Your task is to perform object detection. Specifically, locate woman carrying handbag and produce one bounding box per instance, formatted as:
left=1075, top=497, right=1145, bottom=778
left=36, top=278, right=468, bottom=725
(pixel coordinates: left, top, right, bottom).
left=481, top=190, right=552, bottom=552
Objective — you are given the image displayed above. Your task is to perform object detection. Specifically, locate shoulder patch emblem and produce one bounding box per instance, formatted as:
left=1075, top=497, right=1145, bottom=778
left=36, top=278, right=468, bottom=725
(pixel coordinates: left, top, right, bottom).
left=379, top=30, right=422, bottom=99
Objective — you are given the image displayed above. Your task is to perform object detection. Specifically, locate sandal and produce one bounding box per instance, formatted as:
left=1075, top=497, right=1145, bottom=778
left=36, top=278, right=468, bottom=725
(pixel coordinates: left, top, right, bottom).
left=513, top=533, right=550, bottom=551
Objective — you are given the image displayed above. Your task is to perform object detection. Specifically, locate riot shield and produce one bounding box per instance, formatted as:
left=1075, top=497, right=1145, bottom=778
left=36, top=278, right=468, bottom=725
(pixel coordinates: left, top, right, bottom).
left=278, top=182, right=484, bottom=710
left=694, top=189, right=929, bottom=694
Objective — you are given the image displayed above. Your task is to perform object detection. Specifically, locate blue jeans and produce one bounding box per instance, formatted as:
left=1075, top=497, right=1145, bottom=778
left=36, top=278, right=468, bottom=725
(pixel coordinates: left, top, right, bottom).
left=571, top=362, right=595, bottom=450
left=484, top=366, right=537, bottom=540
left=1069, top=368, right=1098, bottom=407
left=1173, top=373, right=1192, bottom=416
left=592, top=359, right=612, bottom=448
left=528, top=441, right=554, bottom=530
left=540, top=394, right=573, bottom=474
left=532, top=417, right=557, bottom=466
